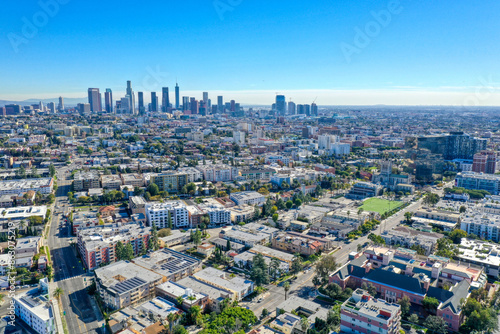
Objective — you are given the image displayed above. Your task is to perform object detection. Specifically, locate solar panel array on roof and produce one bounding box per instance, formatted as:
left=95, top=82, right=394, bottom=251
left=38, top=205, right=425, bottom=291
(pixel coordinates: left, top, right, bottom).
left=112, top=277, right=147, bottom=295
left=21, top=296, right=40, bottom=308
left=159, top=255, right=198, bottom=273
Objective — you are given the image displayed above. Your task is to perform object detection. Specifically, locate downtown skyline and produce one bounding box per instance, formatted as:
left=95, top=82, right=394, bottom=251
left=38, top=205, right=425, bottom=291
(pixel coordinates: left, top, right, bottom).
left=2, top=0, right=500, bottom=105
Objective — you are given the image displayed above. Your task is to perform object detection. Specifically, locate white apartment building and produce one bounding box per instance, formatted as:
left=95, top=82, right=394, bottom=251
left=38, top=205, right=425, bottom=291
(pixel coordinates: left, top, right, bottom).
left=318, top=135, right=338, bottom=150
left=230, top=191, right=265, bottom=206
left=195, top=164, right=238, bottom=182
left=0, top=178, right=54, bottom=195
left=13, top=279, right=56, bottom=334
left=177, top=167, right=203, bottom=183
left=146, top=201, right=190, bottom=228
left=201, top=204, right=231, bottom=226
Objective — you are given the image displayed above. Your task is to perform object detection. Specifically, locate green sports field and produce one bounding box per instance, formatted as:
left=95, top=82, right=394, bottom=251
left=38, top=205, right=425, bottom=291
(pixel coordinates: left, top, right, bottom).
left=360, top=198, right=403, bottom=215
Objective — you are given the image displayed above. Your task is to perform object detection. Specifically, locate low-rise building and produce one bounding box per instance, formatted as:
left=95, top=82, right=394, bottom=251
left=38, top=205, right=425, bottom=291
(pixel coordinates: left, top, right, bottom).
left=230, top=191, right=265, bottom=206
left=146, top=201, right=190, bottom=229
left=13, top=279, right=55, bottom=334
left=346, top=182, right=383, bottom=200
left=74, top=171, right=100, bottom=191
left=133, top=248, right=202, bottom=282
left=155, top=280, right=209, bottom=311
left=230, top=205, right=256, bottom=223
left=101, top=174, right=122, bottom=189
left=0, top=177, right=54, bottom=195
left=77, top=223, right=151, bottom=270
left=159, top=229, right=191, bottom=248
left=94, top=261, right=164, bottom=310
left=121, top=173, right=145, bottom=188
left=219, top=228, right=268, bottom=248
left=192, top=267, right=254, bottom=301
left=340, top=289, right=401, bottom=334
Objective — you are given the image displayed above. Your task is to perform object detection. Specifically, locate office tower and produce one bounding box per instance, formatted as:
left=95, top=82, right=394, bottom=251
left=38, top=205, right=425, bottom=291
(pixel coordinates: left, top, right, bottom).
left=58, top=96, right=64, bottom=111
left=225, top=102, right=231, bottom=112
left=276, top=95, right=286, bottom=115
left=311, top=103, right=318, bottom=116
left=217, top=96, right=223, bottom=113
left=302, top=126, right=312, bottom=139
left=77, top=103, right=91, bottom=114
left=190, top=97, right=198, bottom=114
left=162, top=87, right=170, bottom=112
left=208, top=99, right=212, bottom=109
left=105, top=88, right=113, bottom=113
left=120, top=97, right=131, bottom=114
left=296, top=104, right=304, bottom=114
left=203, top=92, right=208, bottom=104
left=47, top=102, right=55, bottom=113
left=126, top=80, right=135, bottom=114
left=304, top=104, right=311, bottom=116
left=38, top=101, right=44, bottom=112
left=138, top=92, right=145, bottom=115
left=5, top=104, right=22, bottom=115
left=87, top=88, right=101, bottom=112
left=235, top=103, right=240, bottom=113
left=175, top=82, right=180, bottom=109
left=182, top=96, right=189, bottom=111
left=288, top=101, right=296, bottom=115
left=212, top=105, right=218, bottom=114
left=151, top=92, right=157, bottom=112
left=230, top=100, right=236, bottom=112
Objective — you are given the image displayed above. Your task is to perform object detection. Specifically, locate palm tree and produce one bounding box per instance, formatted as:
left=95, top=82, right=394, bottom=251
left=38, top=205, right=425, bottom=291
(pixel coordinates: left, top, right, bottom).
left=176, top=296, right=184, bottom=307
left=283, top=281, right=290, bottom=300
left=53, top=287, right=64, bottom=300
left=166, top=312, right=180, bottom=334
left=301, top=317, right=309, bottom=331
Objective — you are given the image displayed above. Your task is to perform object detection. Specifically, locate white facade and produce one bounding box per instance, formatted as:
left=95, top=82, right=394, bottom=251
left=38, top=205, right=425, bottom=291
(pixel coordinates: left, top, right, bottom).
left=318, top=135, right=338, bottom=150
left=177, top=167, right=203, bottom=182
left=13, top=281, right=56, bottom=334
left=0, top=178, right=53, bottom=195
left=230, top=191, right=265, bottom=206
left=201, top=205, right=231, bottom=226
left=195, top=164, right=238, bottom=182
left=233, top=131, right=246, bottom=145
left=146, top=201, right=190, bottom=228
left=330, top=143, right=351, bottom=156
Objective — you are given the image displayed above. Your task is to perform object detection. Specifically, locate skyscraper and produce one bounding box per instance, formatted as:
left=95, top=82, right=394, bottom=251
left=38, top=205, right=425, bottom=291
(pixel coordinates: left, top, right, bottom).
left=58, top=96, right=64, bottom=111
left=311, top=103, right=318, bottom=116
left=151, top=92, right=158, bottom=112
left=162, top=87, right=170, bottom=112
left=182, top=96, right=189, bottom=111
left=190, top=97, right=198, bottom=114
left=230, top=100, right=236, bottom=112
left=304, top=104, right=311, bottom=116
left=47, top=102, right=56, bottom=113
left=87, top=88, right=102, bottom=112
left=126, top=81, right=135, bottom=114
left=105, top=88, right=113, bottom=113
left=175, top=82, right=180, bottom=109
left=276, top=95, right=286, bottom=115
left=288, top=101, right=296, bottom=115
left=138, top=92, right=145, bottom=115
left=217, top=96, right=223, bottom=113
left=203, top=92, right=208, bottom=104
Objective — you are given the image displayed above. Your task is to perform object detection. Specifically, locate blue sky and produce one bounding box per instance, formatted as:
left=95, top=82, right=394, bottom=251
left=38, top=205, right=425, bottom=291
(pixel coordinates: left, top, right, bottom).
left=2, top=0, right=500, bottom=105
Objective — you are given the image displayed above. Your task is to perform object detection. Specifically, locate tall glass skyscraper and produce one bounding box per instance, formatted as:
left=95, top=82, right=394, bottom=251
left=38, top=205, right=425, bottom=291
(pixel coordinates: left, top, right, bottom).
left=175, top=82, right=180, bottom=109
left=104, top=88, right=113, bottom=113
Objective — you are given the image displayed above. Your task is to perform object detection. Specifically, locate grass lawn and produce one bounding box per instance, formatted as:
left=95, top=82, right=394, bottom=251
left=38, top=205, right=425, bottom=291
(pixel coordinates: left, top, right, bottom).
left=360, top=198, right=404, bottom=215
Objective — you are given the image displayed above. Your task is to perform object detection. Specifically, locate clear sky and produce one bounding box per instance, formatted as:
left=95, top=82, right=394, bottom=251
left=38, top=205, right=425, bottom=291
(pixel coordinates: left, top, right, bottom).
left=2, top=0, right=500, bottom=105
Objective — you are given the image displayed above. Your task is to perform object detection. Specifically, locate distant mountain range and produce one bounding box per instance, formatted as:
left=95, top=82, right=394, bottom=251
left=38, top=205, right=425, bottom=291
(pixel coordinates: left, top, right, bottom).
left=0, top=98, right=87, bottom=107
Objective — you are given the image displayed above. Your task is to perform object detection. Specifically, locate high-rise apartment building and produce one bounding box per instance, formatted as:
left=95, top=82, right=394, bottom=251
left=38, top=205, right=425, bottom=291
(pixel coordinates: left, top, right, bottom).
left=87, top=88, right=101, bottom=112
left=472, top=151, right=500, bottom=174
left=182, top=96, right=189, bottom=111
left=311, top=103, right=318, bottom=116
left=190, top=98, right=199, bottom=114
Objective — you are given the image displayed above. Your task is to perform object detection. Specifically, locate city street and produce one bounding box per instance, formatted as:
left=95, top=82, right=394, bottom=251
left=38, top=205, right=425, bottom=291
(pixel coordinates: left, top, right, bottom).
left=48, top=166, right=105, bottom=334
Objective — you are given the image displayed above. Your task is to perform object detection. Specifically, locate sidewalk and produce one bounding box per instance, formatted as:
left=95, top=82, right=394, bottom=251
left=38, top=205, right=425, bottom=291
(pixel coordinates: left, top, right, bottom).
left=49, top=282, right=65, bottom=334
